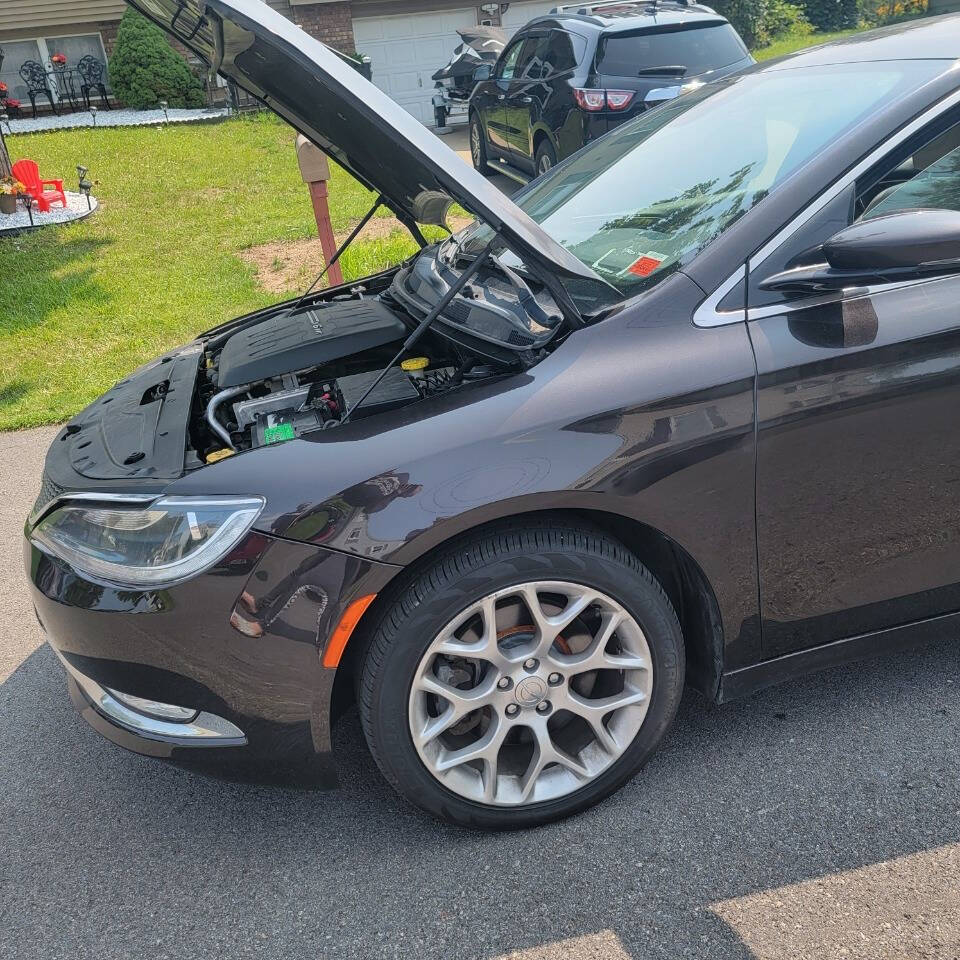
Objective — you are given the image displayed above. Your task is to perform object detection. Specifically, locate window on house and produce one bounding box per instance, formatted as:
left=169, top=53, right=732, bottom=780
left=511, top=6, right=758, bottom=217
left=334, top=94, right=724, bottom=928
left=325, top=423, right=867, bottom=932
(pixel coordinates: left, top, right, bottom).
left=0, top=34, right=109, bottom=104
left=0, top=40, right=44, bottom=102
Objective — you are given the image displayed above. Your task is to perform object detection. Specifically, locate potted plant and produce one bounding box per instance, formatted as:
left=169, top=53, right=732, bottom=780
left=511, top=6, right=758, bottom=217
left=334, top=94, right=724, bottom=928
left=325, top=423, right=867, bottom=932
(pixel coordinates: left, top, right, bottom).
left=0, top=176, right=24, bottom=215
left=50, top=53, right=67, bottom=71
left=3, top=98, right=21, bottom=118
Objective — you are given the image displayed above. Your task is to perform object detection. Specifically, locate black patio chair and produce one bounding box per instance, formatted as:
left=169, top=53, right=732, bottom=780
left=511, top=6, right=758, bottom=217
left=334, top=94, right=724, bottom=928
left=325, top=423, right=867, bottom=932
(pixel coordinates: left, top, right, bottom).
left=19, top=60, right=58, bottom=118
left=77, top=55, right=111, bottom=111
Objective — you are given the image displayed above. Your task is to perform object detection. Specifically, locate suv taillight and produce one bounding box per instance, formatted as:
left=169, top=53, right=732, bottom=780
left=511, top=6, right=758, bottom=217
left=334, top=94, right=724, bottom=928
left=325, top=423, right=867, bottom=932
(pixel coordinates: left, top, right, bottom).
left=574, top=88, right=636, bottom=112
left=574, top=88, right=606, bottom=111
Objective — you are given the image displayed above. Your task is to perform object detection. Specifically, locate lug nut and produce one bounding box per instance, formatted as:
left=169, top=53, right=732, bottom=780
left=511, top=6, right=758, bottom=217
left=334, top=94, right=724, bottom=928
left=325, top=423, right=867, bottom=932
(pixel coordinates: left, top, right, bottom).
left=548, top=672, right=563, bottom=686
left=505, top=703, right=520, bottom=717
left=536, top=701, right=552, bottom=714
left=497, top=677, right=512, bottom=690
left=523, top=658, right=538, bottom=671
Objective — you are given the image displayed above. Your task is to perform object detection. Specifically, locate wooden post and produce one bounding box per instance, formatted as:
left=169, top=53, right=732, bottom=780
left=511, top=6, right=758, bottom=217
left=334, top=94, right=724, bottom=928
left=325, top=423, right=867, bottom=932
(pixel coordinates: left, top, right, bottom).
left=0, top=125, right=12, bottom=179
left=295, top=134, right=344, bottom=288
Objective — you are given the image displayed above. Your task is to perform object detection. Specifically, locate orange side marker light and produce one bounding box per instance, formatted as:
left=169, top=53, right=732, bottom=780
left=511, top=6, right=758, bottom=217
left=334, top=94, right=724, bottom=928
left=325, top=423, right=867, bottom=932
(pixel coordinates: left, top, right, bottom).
left=322, top=594, right=377, bottom=668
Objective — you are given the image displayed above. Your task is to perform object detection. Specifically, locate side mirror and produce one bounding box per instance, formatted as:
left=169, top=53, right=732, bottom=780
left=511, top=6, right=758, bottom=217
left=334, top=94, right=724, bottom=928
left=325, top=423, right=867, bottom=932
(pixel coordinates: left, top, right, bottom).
left=473, top=64, right=493, bottom=82
left=760, top=208, right=960, bottom=294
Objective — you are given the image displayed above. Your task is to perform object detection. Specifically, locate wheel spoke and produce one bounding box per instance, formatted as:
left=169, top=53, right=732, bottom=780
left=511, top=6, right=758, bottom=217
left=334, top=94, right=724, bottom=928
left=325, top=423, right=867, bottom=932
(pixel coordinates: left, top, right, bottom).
left=518, top=720, right=588, bottom=803
left=558, top=610, right=648, bottom=674
left=431, top=595, right=507, bottom=667
left=414, top=672, right=498, bottom=747
left=521, top=584, right=598, bottom=658
left=435, top=714, right=508, bottom=774
left=566, top=686, right=647, bottom=716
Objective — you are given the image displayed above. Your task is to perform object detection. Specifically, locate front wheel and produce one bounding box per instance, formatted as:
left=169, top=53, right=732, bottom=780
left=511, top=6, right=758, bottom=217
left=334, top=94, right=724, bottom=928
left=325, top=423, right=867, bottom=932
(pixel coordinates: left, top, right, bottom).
left=358, top=522, right=685, bottom=829
left=469, top=113, right=488, bottom=172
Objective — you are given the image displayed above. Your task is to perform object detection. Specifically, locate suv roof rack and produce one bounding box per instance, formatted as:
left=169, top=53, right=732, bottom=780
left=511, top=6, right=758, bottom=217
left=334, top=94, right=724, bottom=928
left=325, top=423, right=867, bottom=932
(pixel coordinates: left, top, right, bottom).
left=548, top=0, right=713, bottom=17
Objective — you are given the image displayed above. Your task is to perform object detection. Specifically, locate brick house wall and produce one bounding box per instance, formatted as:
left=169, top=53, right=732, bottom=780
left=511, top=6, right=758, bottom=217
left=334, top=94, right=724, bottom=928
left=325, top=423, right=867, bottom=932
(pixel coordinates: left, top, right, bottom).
left=290, top=2, right=356, bottom=53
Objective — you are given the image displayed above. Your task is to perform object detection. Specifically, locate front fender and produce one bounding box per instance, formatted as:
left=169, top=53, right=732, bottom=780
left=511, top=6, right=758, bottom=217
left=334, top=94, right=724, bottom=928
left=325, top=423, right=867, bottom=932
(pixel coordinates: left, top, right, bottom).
left=166, top=273, right=759, bottom=669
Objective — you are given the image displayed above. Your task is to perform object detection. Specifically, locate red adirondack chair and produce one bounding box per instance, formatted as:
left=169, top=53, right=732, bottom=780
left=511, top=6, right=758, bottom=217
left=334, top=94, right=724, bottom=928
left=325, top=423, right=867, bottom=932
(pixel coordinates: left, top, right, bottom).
left=11, top=159, right=67, bottom=213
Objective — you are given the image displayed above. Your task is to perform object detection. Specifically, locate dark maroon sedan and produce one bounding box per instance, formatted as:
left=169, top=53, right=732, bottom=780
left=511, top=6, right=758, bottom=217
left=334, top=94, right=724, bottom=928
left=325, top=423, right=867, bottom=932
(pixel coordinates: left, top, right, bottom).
left=25, top=1, right=960, bottom=828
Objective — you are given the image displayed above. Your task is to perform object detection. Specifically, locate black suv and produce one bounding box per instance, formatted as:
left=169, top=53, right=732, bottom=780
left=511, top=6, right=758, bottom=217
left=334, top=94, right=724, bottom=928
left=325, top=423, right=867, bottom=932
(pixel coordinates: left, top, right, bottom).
left=469, top=0, right=753, bottom=180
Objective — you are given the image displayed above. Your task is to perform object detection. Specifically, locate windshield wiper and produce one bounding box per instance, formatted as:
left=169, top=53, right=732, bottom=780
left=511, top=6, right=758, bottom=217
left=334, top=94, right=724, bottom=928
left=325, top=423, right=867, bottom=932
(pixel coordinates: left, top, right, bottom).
left=638, top=65, right=687, bottom=76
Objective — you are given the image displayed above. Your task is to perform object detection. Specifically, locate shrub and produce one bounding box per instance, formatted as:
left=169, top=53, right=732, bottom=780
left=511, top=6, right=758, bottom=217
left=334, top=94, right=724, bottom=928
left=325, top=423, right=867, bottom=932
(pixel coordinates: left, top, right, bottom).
left=758, top=0, right=814, bottom=42
left=712, top=0, right=811, bottom=48
left=861, top=0, right=928, bottom=24
left=108, top=8, right=204, bottom=109
left=798, top=0, right=861, bottom=31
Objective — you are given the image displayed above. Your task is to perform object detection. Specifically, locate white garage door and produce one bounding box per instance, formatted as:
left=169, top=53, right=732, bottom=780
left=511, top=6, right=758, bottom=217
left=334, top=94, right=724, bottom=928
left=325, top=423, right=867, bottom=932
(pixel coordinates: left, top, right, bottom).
left=354, top=8, right=479, bottom=125
left=502, top=1, right=562, bottom=35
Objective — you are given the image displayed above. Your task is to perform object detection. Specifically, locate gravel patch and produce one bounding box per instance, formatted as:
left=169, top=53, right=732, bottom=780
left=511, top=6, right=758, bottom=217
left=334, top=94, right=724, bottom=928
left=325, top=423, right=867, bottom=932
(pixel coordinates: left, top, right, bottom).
left=0, top=190, right=98, bottom=235
left=4, top=106, right=229, bottom=135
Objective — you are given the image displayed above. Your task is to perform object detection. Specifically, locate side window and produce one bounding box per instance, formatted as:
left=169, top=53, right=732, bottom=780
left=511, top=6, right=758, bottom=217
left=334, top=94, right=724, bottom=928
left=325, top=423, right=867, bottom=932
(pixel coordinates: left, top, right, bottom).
left=542, top=30, right=584, bottom=76
left=497, top=38, right=525, bottom=80
left=862, top=141, right=960, bottom=219
left=749, top=114, right=960, bottom=307
left=518, top=34, right=551, bottom=80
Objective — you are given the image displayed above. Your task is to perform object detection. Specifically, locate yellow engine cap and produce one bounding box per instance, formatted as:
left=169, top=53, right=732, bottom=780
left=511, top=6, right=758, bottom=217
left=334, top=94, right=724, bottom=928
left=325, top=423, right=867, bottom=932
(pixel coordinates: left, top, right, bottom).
left=401, top=356, right=429, bottom=372
left=206, top=448, right=235, bottom=463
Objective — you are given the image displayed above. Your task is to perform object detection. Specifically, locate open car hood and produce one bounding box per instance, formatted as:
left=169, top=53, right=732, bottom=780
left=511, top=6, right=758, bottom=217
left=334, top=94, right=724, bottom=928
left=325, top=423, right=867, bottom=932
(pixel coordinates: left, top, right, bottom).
left=126, top=0, right=599, bottom=281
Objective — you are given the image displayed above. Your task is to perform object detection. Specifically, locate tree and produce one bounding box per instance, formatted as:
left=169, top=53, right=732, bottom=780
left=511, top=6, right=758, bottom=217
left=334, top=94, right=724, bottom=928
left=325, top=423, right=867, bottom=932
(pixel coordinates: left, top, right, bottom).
left=108, top=7, right=204, bottom=110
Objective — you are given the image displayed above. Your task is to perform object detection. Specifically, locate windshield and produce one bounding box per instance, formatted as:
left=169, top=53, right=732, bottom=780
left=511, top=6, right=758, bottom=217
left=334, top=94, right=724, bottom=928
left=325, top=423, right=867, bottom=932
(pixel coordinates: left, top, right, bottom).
left=597, top=23, right=748, bottom=78
left=460, top=60, right=944, bottom=304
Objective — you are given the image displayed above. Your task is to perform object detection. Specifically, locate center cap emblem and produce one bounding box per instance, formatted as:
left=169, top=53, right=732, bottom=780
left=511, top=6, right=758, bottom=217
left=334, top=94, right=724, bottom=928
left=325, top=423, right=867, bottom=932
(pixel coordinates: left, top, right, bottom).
left=515, top=676, right=548, bottom=706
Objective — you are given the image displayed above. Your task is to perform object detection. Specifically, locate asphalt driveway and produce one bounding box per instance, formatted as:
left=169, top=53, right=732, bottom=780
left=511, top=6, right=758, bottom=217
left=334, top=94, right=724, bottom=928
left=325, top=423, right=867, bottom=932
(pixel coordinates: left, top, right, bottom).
left=3, top=423, right=960, bottom=960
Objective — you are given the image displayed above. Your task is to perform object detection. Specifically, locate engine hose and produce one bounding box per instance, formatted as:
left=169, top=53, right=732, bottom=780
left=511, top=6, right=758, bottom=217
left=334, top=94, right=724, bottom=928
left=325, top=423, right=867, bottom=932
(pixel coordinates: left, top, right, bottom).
left=205, top=385, right=250, bottom=451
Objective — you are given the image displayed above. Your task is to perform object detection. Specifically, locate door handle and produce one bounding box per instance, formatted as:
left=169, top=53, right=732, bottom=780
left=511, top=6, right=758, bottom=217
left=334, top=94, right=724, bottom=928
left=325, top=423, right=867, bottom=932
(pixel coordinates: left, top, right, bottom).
left=498, top=94, right=506, bottom=100
left=519, top=96, right=533, bottom=104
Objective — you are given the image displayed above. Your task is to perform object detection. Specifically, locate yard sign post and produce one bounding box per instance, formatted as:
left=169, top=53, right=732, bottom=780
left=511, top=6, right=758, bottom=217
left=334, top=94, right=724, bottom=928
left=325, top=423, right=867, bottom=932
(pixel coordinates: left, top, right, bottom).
left=296, top=135, right=344, bottom=288
left=0, top=123, right=11, bottom=179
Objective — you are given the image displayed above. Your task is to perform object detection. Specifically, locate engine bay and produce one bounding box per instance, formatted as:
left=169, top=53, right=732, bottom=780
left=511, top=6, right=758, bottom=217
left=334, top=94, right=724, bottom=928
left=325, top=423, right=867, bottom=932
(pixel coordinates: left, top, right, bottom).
left=185, top=237, right=580, bottom=465
left=190, top=275, right=505, bottom=463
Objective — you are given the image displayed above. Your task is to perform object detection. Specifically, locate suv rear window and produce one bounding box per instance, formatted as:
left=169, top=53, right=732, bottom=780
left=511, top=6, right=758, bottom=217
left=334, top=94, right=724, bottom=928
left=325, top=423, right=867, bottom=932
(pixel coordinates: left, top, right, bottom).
left=597, top=23, right=748, bottom=78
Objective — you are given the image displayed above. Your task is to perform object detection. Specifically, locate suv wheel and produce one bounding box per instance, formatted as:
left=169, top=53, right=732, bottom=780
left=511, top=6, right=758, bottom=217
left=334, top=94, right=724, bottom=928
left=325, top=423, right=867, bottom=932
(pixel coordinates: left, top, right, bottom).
left=470, top=114, right=487, bottom=172
left=358, top=521, right=685, bottom=829
left=535, top=140, right=557, bottom=177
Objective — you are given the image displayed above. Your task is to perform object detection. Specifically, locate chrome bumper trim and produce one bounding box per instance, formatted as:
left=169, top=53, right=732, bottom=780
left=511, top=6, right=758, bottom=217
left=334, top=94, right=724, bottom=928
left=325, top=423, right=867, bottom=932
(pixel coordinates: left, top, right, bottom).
left=56, top=650, right=247, bottom=746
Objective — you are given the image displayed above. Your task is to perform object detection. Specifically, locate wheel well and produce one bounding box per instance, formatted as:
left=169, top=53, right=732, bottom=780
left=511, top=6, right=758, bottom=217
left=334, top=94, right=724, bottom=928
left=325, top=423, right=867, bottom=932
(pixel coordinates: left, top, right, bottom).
left=533, top=129, right=552, bottom=156
left=331, top=509, right=725, bottom=720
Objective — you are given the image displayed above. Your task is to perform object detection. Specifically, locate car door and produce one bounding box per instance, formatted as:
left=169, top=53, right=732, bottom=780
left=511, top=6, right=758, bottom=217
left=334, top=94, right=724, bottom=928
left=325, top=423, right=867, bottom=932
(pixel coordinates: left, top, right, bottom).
left=748, top=120, right=960, bottom=657
left=503, top=32, right=550, bottom=167
left=479, top=35, right=527, bottom=155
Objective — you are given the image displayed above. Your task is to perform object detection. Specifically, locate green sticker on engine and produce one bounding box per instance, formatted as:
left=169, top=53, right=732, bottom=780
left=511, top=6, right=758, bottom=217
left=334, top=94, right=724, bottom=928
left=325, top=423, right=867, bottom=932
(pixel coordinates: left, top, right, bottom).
left=263, top=422, right=296, bottom=444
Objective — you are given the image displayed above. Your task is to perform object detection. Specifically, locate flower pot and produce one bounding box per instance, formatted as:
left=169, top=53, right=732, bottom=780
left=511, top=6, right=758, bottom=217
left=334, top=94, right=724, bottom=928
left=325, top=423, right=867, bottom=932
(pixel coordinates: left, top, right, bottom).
left=0, top=194, right=17, bottom=215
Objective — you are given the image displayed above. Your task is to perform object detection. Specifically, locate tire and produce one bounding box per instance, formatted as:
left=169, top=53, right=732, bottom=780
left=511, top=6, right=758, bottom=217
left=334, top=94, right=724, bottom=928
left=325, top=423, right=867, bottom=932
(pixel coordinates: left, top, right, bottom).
left=469, top=113, right=488, bottom=173
left=534, top=139, right=557, bottom=178
left=358, top=520, right=685, bottom=830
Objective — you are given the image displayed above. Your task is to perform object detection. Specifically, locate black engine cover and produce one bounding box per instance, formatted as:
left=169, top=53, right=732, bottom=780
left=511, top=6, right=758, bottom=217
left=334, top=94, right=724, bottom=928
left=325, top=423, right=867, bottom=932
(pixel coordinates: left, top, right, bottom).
left=217, top=299, right=407, bottom=388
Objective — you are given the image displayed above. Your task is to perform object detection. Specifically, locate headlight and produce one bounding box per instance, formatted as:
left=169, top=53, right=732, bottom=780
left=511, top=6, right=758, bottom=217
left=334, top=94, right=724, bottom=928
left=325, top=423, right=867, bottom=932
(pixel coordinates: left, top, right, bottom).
left=31, top=496, right=265, bottom=587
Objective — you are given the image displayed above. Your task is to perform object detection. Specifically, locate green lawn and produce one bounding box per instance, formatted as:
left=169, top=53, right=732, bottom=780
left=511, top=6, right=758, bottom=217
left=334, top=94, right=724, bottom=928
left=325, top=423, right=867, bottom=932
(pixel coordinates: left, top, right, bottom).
left=753, top=27, right=864, bottom=61
left=0, top=113, right=425, bottom=430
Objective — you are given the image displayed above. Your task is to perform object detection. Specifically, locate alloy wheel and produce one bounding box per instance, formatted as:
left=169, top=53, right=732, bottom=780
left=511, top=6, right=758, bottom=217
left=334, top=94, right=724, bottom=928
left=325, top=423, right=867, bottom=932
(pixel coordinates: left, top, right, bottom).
left=408, top=581, right=653, bottom=806
left=471, top=121, right=483, bottom=167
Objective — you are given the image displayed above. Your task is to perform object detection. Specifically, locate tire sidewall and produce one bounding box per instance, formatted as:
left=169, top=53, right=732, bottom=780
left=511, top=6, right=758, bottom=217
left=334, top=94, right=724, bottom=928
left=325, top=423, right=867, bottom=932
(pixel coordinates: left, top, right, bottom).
left=365, top=541, right=684, bottom=830
left=535, top=140, right=557, bottom=177
left=470, top=113, right=487, bottom=171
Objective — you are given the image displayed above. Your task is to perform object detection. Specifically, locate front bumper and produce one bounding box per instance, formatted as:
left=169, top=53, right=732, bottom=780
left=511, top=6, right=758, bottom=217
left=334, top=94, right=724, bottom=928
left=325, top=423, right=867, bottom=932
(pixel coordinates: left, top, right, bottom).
left=25, top=528, right=398, bottom=786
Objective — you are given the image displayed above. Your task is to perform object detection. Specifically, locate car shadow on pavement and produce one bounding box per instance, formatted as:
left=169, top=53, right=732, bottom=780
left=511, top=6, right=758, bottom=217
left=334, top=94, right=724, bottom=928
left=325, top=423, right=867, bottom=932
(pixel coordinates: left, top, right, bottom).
left=2, top=636, right=958, bottom=960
